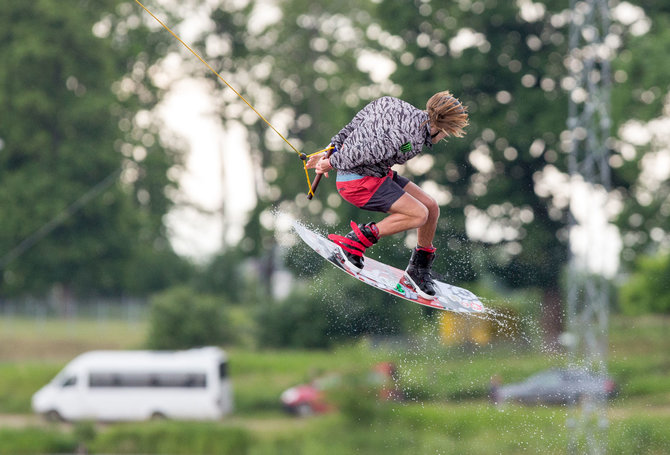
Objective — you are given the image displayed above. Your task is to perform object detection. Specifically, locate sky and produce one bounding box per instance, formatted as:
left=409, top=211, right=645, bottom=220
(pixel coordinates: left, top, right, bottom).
left=159, top=77, right=255, bottom=260
left=149, top=1, right=262, bottom=261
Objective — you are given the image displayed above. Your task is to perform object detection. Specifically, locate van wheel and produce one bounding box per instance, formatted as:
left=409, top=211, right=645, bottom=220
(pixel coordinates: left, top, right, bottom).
left=45, top=410, right=64, bottom=422
left=150, top=411, right=167, bottom=420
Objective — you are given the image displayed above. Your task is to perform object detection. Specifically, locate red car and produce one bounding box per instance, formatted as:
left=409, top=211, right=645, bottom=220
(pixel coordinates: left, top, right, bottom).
left=280, top=374, right=339, bottom=416
left=280, top=362, right=403, bottom=416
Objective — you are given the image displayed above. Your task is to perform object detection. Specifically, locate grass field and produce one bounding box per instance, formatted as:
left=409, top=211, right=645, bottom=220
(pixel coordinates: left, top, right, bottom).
left=0, top=317, right=146, bottom=361
left=0, top=314, right=669, bottom=454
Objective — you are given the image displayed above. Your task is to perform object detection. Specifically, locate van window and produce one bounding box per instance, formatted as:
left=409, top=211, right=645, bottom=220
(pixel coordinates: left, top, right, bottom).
left=219, top=362, right=228, bottom=379
left=89, top=372, right=207, bottom=388
left=61, top=376, right=77, bottom=388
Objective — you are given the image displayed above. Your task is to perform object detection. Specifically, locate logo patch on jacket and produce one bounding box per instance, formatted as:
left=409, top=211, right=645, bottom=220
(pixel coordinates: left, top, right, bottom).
left=400, top=142, right=412, bottom=153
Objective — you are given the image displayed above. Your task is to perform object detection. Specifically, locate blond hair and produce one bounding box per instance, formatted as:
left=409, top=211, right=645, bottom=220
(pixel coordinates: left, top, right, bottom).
left=425, top=91, right=469, bottom=138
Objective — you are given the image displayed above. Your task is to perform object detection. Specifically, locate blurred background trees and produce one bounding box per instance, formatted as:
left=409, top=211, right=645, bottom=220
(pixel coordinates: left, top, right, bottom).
left=0, top=0, right=191, bottom=299
left=193, top=0, right=670, bottom=343
left=1, top=0, right=669, bottom=346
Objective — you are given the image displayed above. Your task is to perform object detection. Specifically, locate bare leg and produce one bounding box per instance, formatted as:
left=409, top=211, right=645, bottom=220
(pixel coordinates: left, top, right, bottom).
left=402, top=182, right=440, bottom=247
left=375, top=192, right=429, bottom=237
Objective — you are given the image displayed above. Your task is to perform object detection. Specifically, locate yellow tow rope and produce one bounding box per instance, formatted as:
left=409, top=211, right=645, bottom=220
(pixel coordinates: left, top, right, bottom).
left=133, top=0, right=323, bottom=197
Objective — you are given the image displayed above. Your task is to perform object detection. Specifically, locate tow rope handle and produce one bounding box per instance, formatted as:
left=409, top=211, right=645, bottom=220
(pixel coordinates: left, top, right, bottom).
left=305, top=147, right=334, bottom=200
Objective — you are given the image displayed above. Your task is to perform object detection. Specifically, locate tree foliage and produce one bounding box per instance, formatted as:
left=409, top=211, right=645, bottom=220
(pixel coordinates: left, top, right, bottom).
left=195, top=0, right=670, bottom=328
left=256, top=272, right=423, bottom=349
left=0, top=0, right=188, bottom=297
left=4, top=0, right=668, bottom=339
left=146, top=285, right=235, bottom=349
left=611, top=9, right=670, bottom=267
left=198, top=0, right=388, bottom=255
left=619, top=252, right=670, bottom=315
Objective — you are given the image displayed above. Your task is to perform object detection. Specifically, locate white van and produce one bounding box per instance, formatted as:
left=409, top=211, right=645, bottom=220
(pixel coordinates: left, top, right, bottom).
left=32, top=347, right=233, bottom=421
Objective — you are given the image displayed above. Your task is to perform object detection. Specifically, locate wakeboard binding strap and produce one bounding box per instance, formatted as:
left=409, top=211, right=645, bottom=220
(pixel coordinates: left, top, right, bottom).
left=328, top=221, right=379, bottom=257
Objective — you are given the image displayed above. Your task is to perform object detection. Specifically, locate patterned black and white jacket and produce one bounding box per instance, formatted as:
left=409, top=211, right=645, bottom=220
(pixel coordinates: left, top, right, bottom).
left=329, top=96, right=433, bottom=178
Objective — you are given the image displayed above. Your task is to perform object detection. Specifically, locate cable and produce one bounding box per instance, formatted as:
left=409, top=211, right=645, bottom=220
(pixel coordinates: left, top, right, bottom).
left=132, top=0, right=320, bottom=196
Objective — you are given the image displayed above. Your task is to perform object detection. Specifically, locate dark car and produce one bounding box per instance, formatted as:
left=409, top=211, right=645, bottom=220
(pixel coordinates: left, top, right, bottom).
left=491, top=367, right=618, bottom=406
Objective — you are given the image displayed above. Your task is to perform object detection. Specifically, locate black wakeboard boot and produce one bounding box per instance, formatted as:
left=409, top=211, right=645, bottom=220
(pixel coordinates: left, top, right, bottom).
left=404, top=247, right=437, bottom=299
left=328, top=221, right=379, bottom=272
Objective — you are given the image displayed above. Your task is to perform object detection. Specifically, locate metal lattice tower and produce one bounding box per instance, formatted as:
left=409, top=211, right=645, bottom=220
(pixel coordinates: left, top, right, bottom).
left=565, top=0, right=613, bottom=453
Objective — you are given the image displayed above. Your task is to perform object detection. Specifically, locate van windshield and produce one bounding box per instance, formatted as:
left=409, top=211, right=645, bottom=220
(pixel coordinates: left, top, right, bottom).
left=50, top=370, right=72, bottom=386
left=61, top=376, right=77, bottom=388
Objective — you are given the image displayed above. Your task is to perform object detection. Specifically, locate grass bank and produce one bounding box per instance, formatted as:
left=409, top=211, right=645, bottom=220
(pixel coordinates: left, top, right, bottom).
left=0, top=314, right=668, bottom=454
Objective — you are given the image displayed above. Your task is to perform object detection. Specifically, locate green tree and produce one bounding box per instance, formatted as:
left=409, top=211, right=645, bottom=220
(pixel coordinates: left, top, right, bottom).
left=256, top=272, right=423, bottom=348
left=190, top=0, right=390, bottom=302
left=146, top=286, right=235, bottom=349
left=611, top=7, right=670, bottom=267
left=194, top=1, right=669, bottom=344
left=374, top=0, right=664, bottom=344
left=191, top=248, right=249, bottom=303
left=201, top=0, right=386, bottom=230
left=619, top=252, right=670, bottom=314
left=0, top=1, right=188, bottom=297
left=197, top=0, right=567, bottom=339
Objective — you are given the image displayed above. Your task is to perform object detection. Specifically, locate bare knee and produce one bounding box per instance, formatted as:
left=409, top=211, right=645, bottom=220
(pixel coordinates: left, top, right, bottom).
left=410, top=204, right=429, bottom=228
left=424, top=196, right=440, bottom=220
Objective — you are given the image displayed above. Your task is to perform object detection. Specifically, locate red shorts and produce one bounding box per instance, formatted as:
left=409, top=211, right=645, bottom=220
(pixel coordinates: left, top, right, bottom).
left=335, top=170, right=410, bottom=213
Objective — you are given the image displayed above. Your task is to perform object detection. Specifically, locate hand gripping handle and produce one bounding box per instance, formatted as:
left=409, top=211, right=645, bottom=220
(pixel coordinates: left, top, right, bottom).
left=307, top=148, right=334, bottom=200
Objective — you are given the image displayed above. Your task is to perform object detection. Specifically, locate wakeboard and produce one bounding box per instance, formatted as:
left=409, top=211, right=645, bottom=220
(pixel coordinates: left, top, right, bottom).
left=293, top=221, right=486, bottom=314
